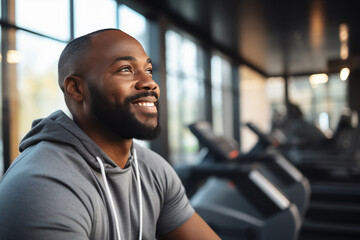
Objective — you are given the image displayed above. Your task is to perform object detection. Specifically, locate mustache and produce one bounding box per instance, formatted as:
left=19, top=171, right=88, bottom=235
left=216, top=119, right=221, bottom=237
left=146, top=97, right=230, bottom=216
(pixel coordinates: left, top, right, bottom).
left=125, top=91, right=159, bottom=103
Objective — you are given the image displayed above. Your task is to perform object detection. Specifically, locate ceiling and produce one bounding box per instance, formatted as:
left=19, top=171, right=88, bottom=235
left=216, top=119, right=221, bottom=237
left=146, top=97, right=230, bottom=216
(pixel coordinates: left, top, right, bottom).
left=130, top=0, right=360, bottom=77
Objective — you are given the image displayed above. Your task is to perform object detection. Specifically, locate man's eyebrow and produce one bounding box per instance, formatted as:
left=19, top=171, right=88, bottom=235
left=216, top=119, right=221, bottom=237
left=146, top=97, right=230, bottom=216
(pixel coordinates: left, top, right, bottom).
left=111, top=56, right=152, bottom=65
left=111, top=56, right=136, bottom=65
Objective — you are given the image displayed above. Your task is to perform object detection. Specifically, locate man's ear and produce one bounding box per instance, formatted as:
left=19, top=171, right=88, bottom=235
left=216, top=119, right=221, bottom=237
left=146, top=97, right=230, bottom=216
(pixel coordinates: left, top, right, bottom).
left=64, top=75, right=85, bottom=102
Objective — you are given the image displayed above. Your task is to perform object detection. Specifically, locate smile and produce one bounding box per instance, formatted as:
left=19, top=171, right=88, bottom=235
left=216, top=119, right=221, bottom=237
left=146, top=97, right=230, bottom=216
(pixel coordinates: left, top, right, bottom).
left=132, top=97, right=158, bottom=114
left=135, top=102, right=155, bottom=107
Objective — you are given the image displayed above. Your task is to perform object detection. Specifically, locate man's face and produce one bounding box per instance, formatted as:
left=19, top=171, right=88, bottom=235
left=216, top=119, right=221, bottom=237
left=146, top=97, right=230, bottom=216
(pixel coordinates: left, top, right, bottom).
left=83, top=30, right=161, bottom=140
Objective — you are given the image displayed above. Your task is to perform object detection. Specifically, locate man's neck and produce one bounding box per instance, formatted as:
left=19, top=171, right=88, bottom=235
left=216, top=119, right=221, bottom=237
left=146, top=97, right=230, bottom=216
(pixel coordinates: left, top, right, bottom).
left=74, top=116, right=133, bottom=168
left=98, top=139, right=133, bottom=168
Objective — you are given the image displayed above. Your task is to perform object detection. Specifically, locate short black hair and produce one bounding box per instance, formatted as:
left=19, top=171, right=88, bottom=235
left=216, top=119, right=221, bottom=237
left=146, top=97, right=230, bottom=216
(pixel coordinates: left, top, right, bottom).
left=58, top=28, right=118, bottom=91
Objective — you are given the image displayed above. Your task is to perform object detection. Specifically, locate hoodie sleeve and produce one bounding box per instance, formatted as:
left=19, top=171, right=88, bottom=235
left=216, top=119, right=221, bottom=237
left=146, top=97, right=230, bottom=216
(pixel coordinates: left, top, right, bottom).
left=0, top=147, right=93, bottom=240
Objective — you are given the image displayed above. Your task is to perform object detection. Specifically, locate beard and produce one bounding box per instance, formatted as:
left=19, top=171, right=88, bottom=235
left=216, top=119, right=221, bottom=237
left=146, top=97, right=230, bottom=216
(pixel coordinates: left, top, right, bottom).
left=88, top=84, right=161, bottom=140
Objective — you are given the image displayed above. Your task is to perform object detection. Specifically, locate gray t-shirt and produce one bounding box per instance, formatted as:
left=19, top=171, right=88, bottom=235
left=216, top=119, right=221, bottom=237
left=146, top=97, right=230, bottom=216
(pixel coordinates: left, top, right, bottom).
left=0, top=111, right=194, bottom=240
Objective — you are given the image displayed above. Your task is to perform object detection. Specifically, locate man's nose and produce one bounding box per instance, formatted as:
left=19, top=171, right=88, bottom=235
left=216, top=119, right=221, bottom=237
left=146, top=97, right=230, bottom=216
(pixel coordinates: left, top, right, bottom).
left=135, top=72, right=158, bottom=91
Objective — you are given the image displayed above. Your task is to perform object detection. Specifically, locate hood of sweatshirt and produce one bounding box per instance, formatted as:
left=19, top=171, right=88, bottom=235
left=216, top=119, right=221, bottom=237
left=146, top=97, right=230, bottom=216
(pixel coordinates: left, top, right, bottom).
left=19, top=110, right=128, bottom=173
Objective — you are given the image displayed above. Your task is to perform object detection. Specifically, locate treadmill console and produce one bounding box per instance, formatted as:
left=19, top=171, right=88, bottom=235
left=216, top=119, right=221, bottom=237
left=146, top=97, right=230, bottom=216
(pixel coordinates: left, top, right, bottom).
left=189, top=121, right=239, bottom=160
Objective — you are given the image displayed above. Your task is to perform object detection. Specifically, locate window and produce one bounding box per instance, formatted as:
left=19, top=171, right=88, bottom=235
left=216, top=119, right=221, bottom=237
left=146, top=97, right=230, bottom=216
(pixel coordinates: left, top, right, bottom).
left=15, top=0, right=70, bottom=41
left=211, top=54, right=233, bottom=137
left=74, top=0, right=117, bottom=38
left=289, top=74, right=348, bottom=134
left=166, top=30, right=206, bottom=164
left=266, top=77, right=286, bottom=129
left=15, top=31, right=66, bottom=150
left=118, top=5, right=149, bottom=52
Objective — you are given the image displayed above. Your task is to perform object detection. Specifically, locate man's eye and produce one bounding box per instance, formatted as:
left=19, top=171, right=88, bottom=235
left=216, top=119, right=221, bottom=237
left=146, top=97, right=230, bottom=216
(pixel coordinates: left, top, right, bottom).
left=145, top=69, right=153, bottom=74
left=118, top=66, right=131, bottom=72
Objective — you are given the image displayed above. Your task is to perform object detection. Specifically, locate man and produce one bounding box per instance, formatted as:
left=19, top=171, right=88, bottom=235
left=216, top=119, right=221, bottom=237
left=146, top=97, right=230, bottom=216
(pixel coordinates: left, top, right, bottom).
left=0, top=29, right=220, bottom=240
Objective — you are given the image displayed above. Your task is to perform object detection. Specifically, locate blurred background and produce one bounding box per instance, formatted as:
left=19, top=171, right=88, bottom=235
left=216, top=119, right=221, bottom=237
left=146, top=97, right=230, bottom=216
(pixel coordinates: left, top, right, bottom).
left=1, top=0, right=360, bottom=239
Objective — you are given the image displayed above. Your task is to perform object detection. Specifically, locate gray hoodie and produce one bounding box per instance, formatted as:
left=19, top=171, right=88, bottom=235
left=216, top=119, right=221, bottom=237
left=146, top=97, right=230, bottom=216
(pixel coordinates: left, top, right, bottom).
left=0, top=110, right=194, bottom=240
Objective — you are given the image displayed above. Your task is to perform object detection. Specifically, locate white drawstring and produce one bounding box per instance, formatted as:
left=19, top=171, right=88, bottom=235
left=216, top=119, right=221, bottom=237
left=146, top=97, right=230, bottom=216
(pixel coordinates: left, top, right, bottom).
left=96, top=149, right=143, bottom=240
left=133, top=148, right=143, bottom=240
left=96, top=157, right=122, bottom=240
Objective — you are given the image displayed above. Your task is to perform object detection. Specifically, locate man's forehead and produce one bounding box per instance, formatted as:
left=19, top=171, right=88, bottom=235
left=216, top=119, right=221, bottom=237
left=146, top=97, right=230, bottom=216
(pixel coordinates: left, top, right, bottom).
left=90, top=31, right=145, bottom=55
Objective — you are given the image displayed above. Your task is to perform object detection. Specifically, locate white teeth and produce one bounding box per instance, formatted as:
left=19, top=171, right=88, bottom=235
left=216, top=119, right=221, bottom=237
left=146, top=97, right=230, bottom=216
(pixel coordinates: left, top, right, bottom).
left=136, top=102, right=154, bottom=107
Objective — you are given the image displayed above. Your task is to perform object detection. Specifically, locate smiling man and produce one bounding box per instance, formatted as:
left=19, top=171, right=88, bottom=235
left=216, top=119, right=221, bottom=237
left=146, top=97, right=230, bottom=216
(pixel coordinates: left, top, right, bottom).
left=0, top=29, right=220, bottom=240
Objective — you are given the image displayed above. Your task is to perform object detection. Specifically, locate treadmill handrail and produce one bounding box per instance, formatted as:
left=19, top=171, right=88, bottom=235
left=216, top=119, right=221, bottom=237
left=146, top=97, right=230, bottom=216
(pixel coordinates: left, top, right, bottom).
left=249, top=170, right=291, bottom=210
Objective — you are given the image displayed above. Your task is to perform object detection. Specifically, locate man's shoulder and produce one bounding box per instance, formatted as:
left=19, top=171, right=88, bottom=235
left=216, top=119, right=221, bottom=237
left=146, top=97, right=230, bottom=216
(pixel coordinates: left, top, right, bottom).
left=3, top=141, right=92, bottom=188
left=0, top=141, right=99, bottom=240
left=13, top=141, right=77, bottom=170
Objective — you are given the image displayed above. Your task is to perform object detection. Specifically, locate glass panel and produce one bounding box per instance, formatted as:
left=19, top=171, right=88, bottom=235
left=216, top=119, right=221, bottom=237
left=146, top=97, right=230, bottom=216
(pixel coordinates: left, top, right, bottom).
left=181, top=38, right=205, bottom=79
left=118, top=5, right=148, bottom=52
left=328, top=74, right=348, bottom=130
left=212, top=86, right=223, bottom=133
left=166, top=30, right=206, bottom=164
left=266, top=77, right=286, bottom=125
left=15, top=31, right=67, bottom=153
left=211, top=54, right=233, bottom=136
left=74, top=0, right=116, bottom=37
left=288, top=74, right=348, bottom=136
left=166, top=30, right=181, bottom=73
left=15, top=0, right=70, bottom=41
left=288, top=76, right=312, bottom=121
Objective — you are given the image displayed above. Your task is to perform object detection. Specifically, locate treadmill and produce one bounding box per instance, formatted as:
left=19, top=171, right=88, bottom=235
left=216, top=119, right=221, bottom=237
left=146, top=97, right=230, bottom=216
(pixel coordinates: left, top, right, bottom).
left=175, top=121, right=305, bottom=239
